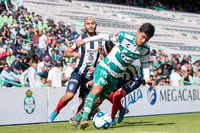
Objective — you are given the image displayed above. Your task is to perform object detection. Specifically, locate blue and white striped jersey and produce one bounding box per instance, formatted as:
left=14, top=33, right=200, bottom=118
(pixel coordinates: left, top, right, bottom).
left=70, top=32, right=103, bottom=78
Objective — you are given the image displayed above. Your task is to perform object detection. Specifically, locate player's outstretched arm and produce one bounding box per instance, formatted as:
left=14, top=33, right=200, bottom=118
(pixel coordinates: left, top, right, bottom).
left=84, top=34, right=110, bottom=43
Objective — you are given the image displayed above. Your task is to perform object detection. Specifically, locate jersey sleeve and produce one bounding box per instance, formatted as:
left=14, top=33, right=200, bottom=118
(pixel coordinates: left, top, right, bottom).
left=84, top=34, right=110, bottom=43
left=83, top=33, right=121, bottom=47
left=140, top=54, right=150, bottom=81
left=70, top=35, right=81, bottom=50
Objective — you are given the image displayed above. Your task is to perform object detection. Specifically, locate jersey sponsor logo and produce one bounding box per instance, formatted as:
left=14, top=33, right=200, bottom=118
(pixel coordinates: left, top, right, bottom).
left=86, top=49, right=96, bottom=66
left=124, top=33, right=134, bottom=40
left=120, top=52, right=135, bottom=63
left=121, top=39, right=136, bottom=53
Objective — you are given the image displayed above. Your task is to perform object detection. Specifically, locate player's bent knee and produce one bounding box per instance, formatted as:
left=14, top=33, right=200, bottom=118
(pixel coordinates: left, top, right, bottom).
left=94, top=97, right=103, bottom=107
left=91, top=84, right=103, bottom=96
left=62, top=92, right=75, bottom=102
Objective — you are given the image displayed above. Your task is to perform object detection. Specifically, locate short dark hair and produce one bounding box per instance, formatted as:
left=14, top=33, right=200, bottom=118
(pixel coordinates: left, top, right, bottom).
left=3, top=63, right=8, bottom=67
left=139, top=23, right=155, bottom=38
left=56, top=62, right=63, bottom=67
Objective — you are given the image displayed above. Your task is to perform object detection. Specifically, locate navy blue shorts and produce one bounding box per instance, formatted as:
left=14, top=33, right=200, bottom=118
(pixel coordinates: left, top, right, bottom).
left=66, top=72, right=92, bottom=98
left=114, top=76, right=144, bottom=94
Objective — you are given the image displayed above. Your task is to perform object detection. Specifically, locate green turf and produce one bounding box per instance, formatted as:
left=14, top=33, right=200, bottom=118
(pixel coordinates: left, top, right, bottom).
left=0, top=113, right=200, bottom=133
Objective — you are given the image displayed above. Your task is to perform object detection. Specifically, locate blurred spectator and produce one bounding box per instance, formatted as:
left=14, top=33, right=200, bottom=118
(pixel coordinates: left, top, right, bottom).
left=6, top=48, right=15, bottom=66
left=187, top=55, right=192, bottom=64
left=194, top=70, right=200, bottom=85
left=180, top=55, right=189, bottom=66
left=37, top=58, right=48, bottom=77
left=181, top=62, right=189, bottom=72
left=171, top=55, right=177, bottom=69
left=18, top=13, right=25, bottom=26
left=27, top=59, right=40, bottom=87
left=0, top=63, right=20, bottom=87
left=180, top=70, right=194, bottom=85
left=152, top=56, right=161, bottom=71
left=40, top=77, right=47, bottom=87
left=155, top=74, right=163, bottom=86
left=193, top=61, right=200, bottom=73
left=47, top=62, right=63, bottom=87
left=176, top=54, right=180, bottom=64
left=63, top=59, right=76, bottom=86
left=0, top=25, right=10, bottom=39
left=10, top=54, right=24, bottom=74
left=48, top=48, right=57, bottom=63
left=32, top=30, right=39, bottom=48
left=187, top=63, right=194, bottom=77
left=165, top=76, right=170, bottom=86
left=170, top=68, right=181, bottom=86
left=42, top=63, right=51, bottom=79
left=175, top=63, right=182, bottom=73
left=21, top=56, right=30, bottom=70
left=38, top=29, right=47, bottom=59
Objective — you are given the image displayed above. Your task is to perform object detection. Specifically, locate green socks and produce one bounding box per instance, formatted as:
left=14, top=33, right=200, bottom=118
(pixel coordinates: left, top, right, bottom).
left=75, top=93, right=96, bottom=121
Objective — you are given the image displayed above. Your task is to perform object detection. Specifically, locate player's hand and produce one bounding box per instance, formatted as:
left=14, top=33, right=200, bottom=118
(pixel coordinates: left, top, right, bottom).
left=146, top=80, right=155, bottom=89
left=98, top=46, right=107, bottom=57
left=87, top=66, right=95, bottom=74
left=86, top=80, right=93, bottom=89
left=75, top=40, right=85, bottom=47
left=73, top=53, right=81, bottom=59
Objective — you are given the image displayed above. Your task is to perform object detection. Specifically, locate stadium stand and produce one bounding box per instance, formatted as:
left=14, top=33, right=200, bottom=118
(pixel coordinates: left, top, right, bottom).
left=0, top=0, right=199, bottom=87
left=24, top=0, right=200, bottom=57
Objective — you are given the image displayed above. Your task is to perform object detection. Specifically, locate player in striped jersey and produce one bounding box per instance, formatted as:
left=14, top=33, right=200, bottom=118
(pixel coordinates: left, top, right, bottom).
left=48, top=16, right=104, bottom=122
left=73, top=23, right=155, bottom=129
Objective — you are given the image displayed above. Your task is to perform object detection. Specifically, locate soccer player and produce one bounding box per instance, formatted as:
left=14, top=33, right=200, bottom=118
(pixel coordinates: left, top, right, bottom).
left=47, top=16, right=104, bottom=122
left=71, top=23, right=155, bottom=129
left=102, top=41, right=146, bottom=126
left=107, top=59, right=144, bottom=126
left=88, top=41, right=147, bottom=126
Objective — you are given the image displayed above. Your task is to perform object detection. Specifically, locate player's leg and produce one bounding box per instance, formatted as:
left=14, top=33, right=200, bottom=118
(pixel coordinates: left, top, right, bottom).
left=110, top=88, right=126, bottom=125
left=70, top=97, right=102, bottom=128
left=117, top=78, right=144, bottom=123
left=78, top=66, right=116, bottom=129
left=48, top=72, right=81, bottom=122
left=69, top=79, right=91, bottom=128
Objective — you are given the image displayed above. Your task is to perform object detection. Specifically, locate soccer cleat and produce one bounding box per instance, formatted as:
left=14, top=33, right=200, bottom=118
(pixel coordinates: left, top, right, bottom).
left=118, top=107, right=129, bottom=123
left=69, top=116, right=80, bottom=128
left=47, top=111, right=58, bottom=123
left=79, top=119, right=89, bottom=130
left=110, top=118, right=116, bottom=127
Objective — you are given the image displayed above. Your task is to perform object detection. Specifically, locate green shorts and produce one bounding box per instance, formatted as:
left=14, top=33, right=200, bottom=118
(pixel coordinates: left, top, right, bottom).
left=92, top=65, right=117, bottom=100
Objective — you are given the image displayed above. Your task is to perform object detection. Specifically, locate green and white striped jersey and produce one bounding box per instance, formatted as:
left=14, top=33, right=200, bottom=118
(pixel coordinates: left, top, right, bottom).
left=84, top=31, right=150, bottom=78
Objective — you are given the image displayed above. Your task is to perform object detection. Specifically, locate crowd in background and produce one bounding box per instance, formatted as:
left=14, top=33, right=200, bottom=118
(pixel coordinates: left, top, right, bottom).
left=0, top=0, right=200, bottom=88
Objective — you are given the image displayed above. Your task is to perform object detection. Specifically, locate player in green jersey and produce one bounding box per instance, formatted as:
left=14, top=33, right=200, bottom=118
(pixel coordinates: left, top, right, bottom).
left=71, top=23, right=155, bottom=130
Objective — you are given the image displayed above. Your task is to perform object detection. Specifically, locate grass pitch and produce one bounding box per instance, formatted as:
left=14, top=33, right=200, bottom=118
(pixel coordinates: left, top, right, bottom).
left=0, top=113, right=200, bottom=133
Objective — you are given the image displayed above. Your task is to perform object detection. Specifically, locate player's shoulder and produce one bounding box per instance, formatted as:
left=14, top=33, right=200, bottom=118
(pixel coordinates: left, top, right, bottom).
left=141, top=43, right=150, bottom=55
left=142, top=43, right=150, bottom=49
left=118, top=31, right=135, bottom=37
left=118, top=31, right=135, bottom=41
